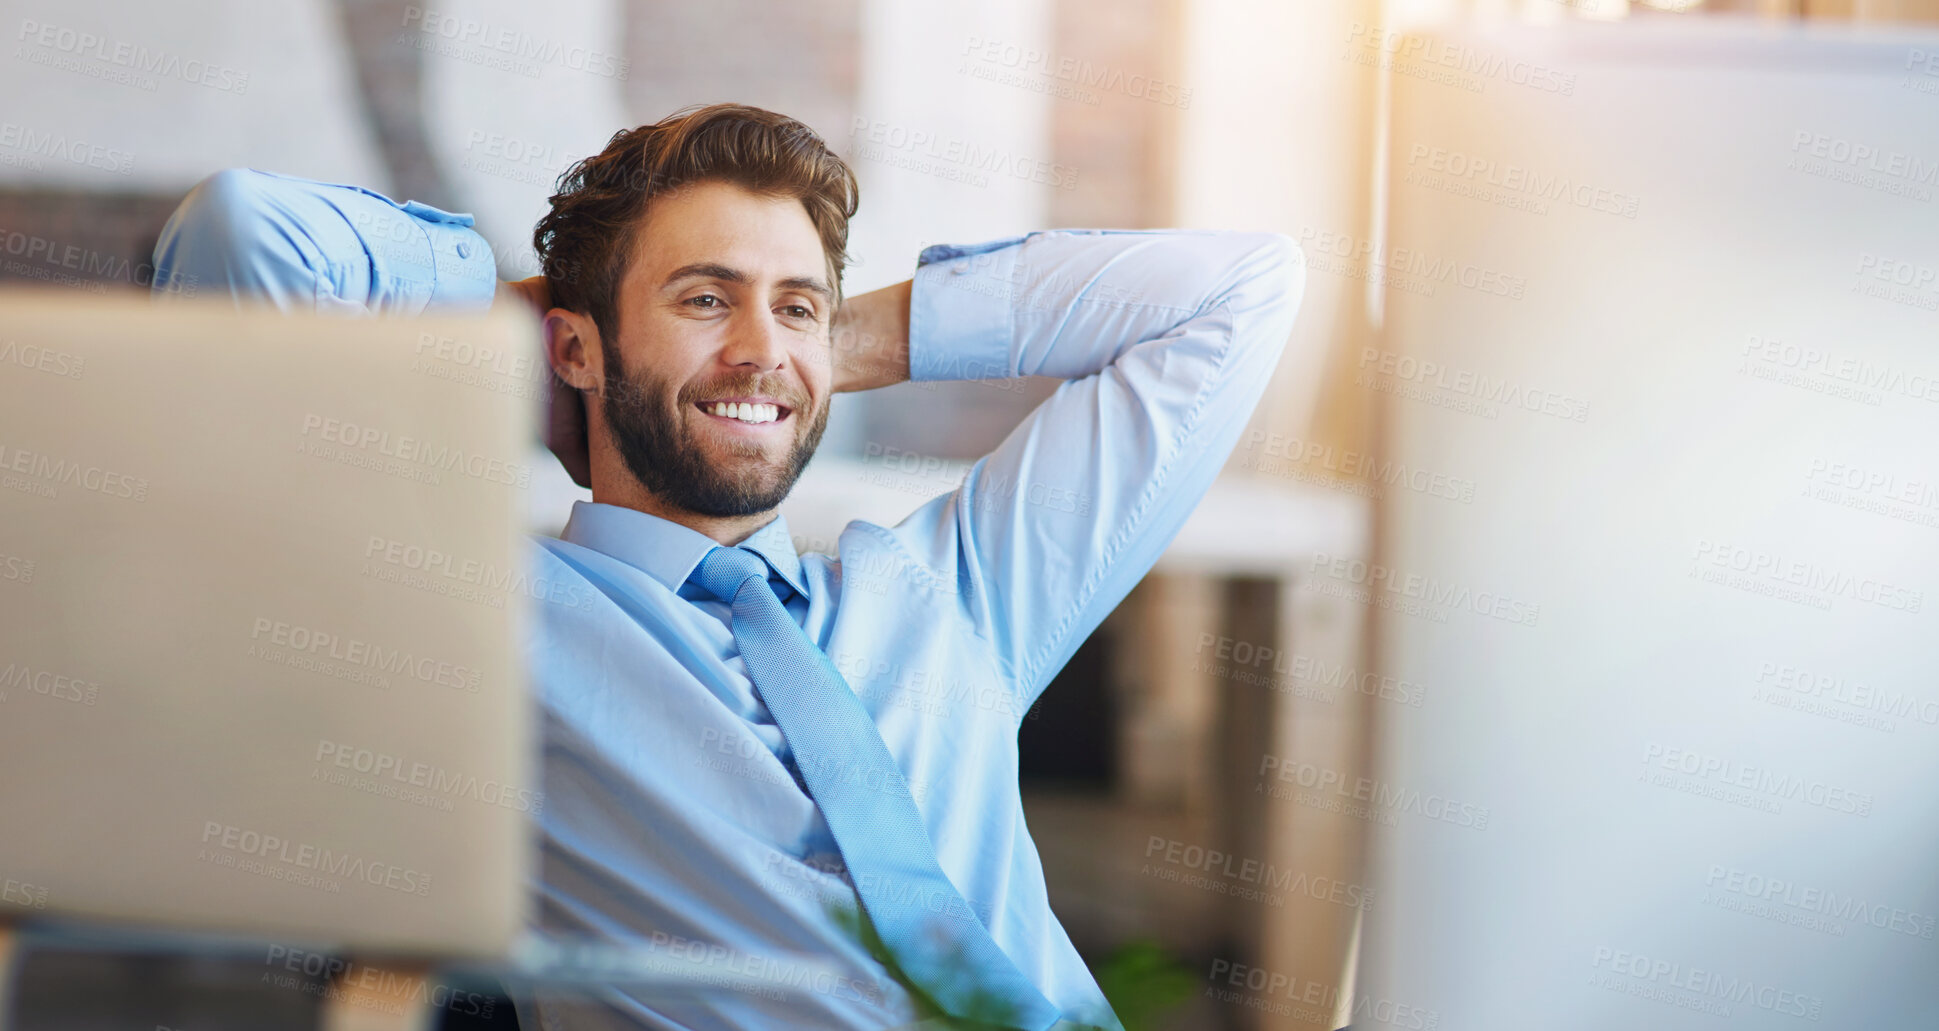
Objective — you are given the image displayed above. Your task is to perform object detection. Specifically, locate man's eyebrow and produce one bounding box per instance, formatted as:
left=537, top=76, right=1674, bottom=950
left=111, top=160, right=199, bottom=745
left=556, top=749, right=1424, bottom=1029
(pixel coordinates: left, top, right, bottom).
left=662, top=263, right=833, bottom=302
left=776, top=276, right=834, bottom=302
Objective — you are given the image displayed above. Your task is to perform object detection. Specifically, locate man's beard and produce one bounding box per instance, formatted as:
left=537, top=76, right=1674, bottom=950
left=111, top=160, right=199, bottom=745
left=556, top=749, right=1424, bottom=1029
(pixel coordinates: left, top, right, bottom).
left=598, top=338, right=828, bottom=518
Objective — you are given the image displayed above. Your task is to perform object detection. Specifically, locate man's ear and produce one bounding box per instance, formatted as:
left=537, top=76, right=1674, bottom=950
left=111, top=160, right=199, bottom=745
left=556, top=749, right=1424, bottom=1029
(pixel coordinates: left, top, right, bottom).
left=543, top=307, right=603, bottom=393
left=541, top=307, right=598, bottom=489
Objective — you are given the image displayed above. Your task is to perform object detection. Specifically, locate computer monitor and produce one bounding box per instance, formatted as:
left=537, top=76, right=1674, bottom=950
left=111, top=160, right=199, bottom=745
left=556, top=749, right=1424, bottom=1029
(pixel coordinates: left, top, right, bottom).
left=1360, top=15, right=1939, bottom=1028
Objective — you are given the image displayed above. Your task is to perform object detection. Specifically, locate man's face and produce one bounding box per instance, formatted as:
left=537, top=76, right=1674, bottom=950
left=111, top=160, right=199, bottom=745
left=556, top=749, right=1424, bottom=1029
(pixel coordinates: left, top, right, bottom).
left=597, top=180, right=834, bottom=518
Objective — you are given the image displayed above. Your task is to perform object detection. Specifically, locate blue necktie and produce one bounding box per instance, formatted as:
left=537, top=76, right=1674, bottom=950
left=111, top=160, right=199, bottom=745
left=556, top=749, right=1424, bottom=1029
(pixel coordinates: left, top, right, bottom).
left=690, top=546, right=1063, bottom=1030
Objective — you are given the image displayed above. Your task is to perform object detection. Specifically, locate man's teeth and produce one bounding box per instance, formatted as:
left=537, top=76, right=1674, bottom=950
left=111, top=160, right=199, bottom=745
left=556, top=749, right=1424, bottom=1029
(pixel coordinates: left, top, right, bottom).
left=705, top=401, right=781, bottom=424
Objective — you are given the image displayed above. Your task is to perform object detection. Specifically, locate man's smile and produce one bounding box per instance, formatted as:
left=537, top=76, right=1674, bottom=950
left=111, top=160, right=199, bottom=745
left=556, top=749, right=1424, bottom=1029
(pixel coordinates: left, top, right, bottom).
left=693, top=397, right=796, bottom=435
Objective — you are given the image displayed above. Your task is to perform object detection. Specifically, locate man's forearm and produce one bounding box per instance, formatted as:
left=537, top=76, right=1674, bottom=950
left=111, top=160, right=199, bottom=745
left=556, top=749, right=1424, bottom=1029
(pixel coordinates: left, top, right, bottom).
left=829, top=280, right=912, bottom=393
left=152, top=168, right=497, bottom=313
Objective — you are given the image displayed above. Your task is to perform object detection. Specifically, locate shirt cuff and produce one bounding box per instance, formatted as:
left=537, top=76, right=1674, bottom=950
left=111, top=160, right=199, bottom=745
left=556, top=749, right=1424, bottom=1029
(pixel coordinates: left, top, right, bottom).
left=418, top=214, right=499, bottom=312
left=253, top=170, right=497, bottom=314
left=907, top=235, right=1026, bottom=382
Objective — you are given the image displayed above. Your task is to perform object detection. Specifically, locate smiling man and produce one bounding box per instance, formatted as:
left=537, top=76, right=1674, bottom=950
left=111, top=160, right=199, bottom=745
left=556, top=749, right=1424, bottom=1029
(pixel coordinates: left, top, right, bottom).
left=151, top=103, right=1307, bottom=1031
left=540, top=172, right=844, bottom=539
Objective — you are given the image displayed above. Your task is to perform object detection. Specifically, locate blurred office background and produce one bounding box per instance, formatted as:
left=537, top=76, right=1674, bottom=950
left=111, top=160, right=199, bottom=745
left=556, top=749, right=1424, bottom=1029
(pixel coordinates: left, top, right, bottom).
left=3, top=0, right=1937, bottom=1028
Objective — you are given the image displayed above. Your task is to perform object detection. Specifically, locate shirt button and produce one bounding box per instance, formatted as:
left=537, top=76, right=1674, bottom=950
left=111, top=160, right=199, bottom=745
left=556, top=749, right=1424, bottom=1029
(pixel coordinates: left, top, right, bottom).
left=455, top=241, right=472, bottom=260
left=952, top=262, right=967, bottom=275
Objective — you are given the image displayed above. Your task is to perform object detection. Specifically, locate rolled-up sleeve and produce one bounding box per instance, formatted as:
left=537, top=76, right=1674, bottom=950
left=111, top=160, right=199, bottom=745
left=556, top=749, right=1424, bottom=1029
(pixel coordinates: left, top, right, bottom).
left=150, top=168, right=498, bottom=314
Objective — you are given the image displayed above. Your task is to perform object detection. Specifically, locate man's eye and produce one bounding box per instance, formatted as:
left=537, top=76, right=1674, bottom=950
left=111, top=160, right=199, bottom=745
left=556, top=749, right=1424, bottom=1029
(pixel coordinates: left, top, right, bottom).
left=780, top=305, right=816, bottom=320
left=686, top=295, right=722, bottom=309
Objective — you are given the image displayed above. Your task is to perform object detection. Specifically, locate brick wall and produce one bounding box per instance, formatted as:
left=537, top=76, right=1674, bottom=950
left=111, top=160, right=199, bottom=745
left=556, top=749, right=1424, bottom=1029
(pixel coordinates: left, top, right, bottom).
left=0, top=190, right=186, bottom=296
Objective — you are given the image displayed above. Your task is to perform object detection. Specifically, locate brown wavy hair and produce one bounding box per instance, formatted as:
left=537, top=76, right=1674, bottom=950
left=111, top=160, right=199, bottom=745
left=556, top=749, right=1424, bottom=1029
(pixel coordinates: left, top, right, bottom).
left=533, top=103, right=859, bottom=344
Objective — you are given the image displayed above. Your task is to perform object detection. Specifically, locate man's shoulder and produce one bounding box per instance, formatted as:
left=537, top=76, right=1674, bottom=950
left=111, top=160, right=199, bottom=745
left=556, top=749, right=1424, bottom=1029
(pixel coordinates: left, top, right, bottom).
left=520, top=534, right=615, bottom=616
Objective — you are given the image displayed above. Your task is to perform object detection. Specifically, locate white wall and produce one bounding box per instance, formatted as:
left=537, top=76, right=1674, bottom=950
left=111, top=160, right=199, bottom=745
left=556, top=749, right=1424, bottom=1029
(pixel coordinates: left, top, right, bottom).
left=0, top=0, right=388, bottom=191
left=415, top=0, right=632, bottom=279
left=846, top=0, right=1054, bottom=293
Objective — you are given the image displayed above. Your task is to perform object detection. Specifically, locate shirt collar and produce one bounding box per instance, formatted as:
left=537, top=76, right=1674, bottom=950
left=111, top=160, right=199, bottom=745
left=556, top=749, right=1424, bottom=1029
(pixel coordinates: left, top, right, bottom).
left=558, top=500, right=809, bottom=600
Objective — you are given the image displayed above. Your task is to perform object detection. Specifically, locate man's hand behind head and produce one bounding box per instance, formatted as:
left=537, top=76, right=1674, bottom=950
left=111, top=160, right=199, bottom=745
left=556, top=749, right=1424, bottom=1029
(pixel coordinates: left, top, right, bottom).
left=497, top=276, right=592, bottom=488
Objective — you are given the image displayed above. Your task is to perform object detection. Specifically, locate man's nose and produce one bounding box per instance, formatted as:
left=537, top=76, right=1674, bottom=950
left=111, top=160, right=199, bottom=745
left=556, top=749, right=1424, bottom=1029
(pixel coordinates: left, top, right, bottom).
left=719, top=308, right=789, bottom=372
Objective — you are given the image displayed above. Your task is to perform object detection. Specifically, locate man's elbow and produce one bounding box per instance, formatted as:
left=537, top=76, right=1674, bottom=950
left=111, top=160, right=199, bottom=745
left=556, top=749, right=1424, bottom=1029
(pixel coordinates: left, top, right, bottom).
left=1254, top=231, right=1307, bottom=308
left=157, top=169, right=267, bottom=262
left=152, top=168, right=312, bottom=306
left=1229, top=231, right=1307, bottom=343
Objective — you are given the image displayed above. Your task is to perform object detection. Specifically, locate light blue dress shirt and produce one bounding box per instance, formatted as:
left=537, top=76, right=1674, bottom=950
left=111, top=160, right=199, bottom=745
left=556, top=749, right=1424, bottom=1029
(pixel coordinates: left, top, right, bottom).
left=152, top=169, right=1306, bottom=1030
